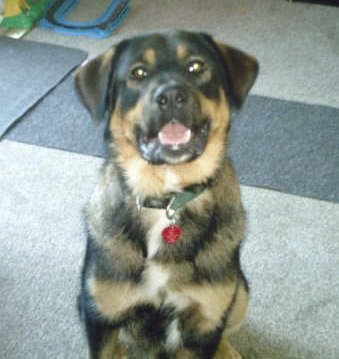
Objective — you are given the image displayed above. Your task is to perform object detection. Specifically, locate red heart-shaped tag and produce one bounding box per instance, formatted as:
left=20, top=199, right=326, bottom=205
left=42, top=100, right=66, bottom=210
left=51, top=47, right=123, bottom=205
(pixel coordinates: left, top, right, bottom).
left=162, top=225, right=182, bottom=244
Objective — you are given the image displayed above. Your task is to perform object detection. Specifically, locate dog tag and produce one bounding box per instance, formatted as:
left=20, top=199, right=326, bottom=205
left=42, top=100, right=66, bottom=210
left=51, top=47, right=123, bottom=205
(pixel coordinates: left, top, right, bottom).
left=162, top=225, right=181, bottom=244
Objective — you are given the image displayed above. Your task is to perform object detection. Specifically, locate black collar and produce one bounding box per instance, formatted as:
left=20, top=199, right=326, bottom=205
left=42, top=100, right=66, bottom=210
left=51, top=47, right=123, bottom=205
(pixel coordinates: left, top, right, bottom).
left=137, top=179, right=215, bottom=210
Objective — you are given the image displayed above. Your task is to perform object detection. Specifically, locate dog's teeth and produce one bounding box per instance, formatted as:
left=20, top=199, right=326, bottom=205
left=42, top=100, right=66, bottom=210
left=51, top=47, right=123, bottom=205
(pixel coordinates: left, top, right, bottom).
left=183, top=129, right=191, bottom=144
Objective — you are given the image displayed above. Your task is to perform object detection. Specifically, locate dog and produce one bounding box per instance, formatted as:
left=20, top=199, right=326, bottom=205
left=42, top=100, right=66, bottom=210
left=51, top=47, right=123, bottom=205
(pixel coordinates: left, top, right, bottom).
left=75, top=30, right=258, bottom=359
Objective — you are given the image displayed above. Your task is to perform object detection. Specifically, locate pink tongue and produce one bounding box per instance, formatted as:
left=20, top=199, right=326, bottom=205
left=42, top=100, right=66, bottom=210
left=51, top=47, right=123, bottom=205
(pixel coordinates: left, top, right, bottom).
left=158, top=122, right=191, bottom=146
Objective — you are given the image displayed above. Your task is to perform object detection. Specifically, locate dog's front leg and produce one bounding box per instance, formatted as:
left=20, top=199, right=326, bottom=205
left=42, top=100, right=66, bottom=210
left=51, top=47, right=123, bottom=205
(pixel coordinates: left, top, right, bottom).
left=85, top=320, right=127, bottom=359
left=214, top=338, right=242, bottom=359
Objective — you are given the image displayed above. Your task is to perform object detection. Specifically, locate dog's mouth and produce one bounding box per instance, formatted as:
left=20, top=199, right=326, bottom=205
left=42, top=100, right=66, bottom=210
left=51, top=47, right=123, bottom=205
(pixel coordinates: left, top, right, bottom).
left=136, top=119, right=210, bottom=164
left=158, top=121, right=192, bottom=148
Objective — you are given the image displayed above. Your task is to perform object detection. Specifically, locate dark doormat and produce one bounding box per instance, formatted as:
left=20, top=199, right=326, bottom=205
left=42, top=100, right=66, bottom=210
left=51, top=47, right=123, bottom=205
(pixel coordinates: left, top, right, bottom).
left=5, top=75, right=339, bottom=204
left=0, top=38, right=87, bottom=137
left=292, top=0, right=339, bottom=6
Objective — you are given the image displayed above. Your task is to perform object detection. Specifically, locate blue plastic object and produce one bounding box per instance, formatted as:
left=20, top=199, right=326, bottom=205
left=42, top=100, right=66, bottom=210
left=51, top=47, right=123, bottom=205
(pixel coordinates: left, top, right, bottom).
left=40, top=0, right=129, bottom=38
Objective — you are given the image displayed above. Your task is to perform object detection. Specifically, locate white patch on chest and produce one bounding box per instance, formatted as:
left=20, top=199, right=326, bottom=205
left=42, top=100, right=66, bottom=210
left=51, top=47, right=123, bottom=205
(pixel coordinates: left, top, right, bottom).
left=165, top=291, right=191, bottom=312
left=146, top=210, right=171, bottom=258
left=164, top=169, right=181, bottom=192
left=165, top=319, right=182, bottom=349
left=143, top=262, right=169, bottom=298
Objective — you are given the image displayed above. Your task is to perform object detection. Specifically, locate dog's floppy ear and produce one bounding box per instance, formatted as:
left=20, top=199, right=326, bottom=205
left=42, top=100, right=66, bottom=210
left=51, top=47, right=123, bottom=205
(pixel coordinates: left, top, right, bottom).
left=209, top=38, right=259, bottom=109
left=75, top=47, right=115, bottom=121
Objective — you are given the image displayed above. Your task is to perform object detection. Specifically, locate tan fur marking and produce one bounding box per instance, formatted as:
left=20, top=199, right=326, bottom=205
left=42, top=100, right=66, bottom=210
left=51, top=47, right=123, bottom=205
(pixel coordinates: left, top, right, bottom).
left=175, top=348, right=196, bottom=358
left=176, top=44, right=189, bottom=60
left=143, top=48, right=156, bottom=65
left=214, top=338, right=243, bottom=359
left=88, top=263, right=171, bottom=320
left=110, top=99, right=143, bottom=142
left=224, top=282, right=248, bottom=334
left=197, top=89, right=230, bottom=131
left=91, top=331, right=127, bottom=359
left=88, top=278, right=145, bottom=320
left=101, top=47, right=115, bottom=67
left=181, top=281, right=237, bottom=333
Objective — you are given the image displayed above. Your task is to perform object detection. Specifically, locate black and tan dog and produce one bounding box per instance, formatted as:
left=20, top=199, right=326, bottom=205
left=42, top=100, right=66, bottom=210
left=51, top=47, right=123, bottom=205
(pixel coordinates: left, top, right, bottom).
left=75, top=30, right=258, bottom=359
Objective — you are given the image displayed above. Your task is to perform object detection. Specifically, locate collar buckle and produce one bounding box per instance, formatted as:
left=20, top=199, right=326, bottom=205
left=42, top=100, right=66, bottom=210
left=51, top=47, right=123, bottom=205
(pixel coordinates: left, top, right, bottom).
left=166, top=196, right=177, bottom=223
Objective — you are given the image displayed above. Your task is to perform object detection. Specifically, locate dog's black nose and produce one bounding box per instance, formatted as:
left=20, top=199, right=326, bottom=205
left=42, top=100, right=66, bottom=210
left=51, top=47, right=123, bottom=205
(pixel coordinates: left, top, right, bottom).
left=154, top=85, right=188, bottom=109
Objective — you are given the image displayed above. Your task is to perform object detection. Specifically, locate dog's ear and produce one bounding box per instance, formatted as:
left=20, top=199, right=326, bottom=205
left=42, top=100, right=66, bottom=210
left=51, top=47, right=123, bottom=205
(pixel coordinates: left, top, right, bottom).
left=208, top=37, right=259, bottom=109
left=75, top=47, right=115, bottom=121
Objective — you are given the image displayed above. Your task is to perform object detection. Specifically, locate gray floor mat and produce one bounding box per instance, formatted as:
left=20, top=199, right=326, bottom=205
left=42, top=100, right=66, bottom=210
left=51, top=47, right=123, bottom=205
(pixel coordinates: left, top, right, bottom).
left=0, top=38, right=87, bottom=137
left=5, top=75, right=339, bottom=203
left=229, top=96, right=339, bottom=203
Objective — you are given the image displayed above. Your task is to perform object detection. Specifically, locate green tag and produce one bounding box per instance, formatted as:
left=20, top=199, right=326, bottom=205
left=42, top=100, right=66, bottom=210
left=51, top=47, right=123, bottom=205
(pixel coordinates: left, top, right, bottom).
left=170, top=191, right=200, bottom=211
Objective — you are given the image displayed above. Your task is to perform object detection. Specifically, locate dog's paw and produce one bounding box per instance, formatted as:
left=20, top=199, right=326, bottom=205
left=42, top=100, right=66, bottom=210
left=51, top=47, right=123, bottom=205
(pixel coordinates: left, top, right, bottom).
left=214, top=339, right=243, bottom=359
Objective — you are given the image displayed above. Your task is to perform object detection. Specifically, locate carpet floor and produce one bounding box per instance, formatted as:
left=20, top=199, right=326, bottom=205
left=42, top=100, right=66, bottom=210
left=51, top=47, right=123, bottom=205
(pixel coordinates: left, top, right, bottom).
left=1, top=140, right=338, bottom=359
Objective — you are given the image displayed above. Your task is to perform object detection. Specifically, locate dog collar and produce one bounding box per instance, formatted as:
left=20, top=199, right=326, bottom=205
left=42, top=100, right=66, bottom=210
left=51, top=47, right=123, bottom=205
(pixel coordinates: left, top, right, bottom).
left=136, top=186, right=203, bottom=211
left=135, top=181, right=210, bottom=212
left=136, top=176, right=217, bottom=244
left=136, top=188, right=202, bottom=245
left=135, top=181, right=212, bottom=245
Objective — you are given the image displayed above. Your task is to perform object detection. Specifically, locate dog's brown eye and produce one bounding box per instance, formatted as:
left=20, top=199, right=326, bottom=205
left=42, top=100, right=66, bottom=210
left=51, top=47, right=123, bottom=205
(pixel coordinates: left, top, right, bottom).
left=187, top=60, right=205, bottom=75
left=130, top=66, right=148, bottom=81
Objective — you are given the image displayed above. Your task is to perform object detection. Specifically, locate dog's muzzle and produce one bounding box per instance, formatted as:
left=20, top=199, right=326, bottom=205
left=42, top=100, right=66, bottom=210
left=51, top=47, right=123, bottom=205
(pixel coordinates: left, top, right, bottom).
left=135, top=83, right=210, bottom=165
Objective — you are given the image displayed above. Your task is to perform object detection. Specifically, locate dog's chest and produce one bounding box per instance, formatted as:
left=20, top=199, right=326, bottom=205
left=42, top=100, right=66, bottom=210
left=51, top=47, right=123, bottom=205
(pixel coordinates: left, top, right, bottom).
left=128, top=211, right=188, bottom=350
left=144, top=209, right=172, bottom=259
left=141, top=210, right=175, bottom=297
left=141, top=208, right=191, bottom=306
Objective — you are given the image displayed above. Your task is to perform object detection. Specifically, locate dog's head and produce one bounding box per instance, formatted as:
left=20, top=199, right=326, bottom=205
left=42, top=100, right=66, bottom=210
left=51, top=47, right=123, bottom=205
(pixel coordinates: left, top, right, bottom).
left=76, top=30, right=258, bottom=194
